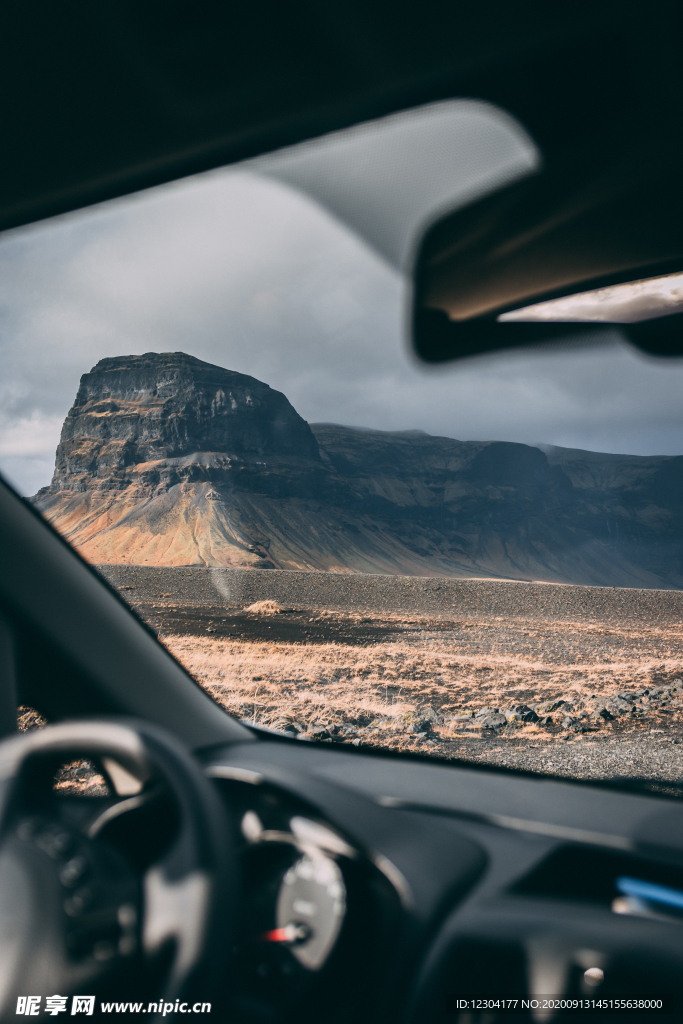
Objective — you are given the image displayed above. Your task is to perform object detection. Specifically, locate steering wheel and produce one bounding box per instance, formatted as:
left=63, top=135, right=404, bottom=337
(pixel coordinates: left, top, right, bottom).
left=0, top=718, right=235, bottom=1021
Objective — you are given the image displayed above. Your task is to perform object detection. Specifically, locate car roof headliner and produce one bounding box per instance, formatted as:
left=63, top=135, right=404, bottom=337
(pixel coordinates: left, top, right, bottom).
left=2, top=0, right=679, bottom=235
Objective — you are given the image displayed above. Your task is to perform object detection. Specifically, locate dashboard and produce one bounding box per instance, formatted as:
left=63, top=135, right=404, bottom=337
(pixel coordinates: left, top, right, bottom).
left=202, top=735, right=683, bottom=1022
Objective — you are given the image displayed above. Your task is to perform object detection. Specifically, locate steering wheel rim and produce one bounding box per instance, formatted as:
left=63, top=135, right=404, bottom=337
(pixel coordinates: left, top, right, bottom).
left=0, top=718, right=236, bottom=1021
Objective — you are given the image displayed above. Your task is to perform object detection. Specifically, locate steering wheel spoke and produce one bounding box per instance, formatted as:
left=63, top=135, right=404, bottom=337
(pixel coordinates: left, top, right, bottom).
left=0, top=719, right=234, bottom=1022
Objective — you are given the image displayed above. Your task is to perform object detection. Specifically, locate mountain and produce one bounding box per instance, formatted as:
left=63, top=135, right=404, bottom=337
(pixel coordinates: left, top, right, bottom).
left=32, top=352, right=683, bottom=588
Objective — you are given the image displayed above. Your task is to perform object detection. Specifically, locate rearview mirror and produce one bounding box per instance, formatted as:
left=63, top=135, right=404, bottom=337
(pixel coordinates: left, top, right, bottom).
left=412, top=145, right=683, bottom=362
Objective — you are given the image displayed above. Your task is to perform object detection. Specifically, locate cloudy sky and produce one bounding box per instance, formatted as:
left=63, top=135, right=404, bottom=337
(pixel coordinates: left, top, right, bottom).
left=1, top=102, right=682, bottom=496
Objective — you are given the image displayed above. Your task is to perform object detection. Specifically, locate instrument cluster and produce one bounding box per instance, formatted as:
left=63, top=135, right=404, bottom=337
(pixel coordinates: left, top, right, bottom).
left=208, top=768, right=403, bottom=1023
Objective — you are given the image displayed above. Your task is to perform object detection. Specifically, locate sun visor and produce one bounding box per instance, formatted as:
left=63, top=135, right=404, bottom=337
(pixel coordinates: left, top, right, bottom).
left=253, top=99, right=539, bottom=271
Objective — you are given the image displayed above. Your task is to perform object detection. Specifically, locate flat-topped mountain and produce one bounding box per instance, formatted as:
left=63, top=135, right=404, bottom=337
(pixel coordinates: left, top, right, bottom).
left=33, top=352, right=683, bottom=587
left=51, top=352, right=320, bottom=488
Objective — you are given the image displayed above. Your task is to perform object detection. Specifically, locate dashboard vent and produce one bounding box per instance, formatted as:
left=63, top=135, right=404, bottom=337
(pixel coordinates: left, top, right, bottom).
left=513, top=845, right=683, bottom=919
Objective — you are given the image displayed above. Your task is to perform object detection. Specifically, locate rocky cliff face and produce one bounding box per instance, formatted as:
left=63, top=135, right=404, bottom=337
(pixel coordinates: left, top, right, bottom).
left=308, top=425, right=683, bottom=588
left=34, top=352, right=683, bottom=587
left=51, top=352, right=320, bottom=491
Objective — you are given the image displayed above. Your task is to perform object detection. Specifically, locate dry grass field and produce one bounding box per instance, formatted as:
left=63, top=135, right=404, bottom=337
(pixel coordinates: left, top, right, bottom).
left=23, top=567, right=683, bottom=791
left=158, top=600, right=683, bottom=786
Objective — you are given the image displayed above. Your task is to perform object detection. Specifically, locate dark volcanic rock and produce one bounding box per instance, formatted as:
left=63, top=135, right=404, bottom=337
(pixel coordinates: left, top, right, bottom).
left=309, top=424, right=683, bottom=587
left=32, top=353, right=683, bottom=585
left=48, top=352, right=320, bottom=493
left=33, top=352, right=330, bottom=568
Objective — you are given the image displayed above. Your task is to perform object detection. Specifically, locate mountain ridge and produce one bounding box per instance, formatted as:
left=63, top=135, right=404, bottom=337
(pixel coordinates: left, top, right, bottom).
left=33, top=352, right=683, bottom=588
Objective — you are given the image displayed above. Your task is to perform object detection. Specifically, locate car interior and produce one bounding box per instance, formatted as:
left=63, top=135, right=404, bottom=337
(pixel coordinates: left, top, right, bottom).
left=2, top=2, right=683, bottom=1021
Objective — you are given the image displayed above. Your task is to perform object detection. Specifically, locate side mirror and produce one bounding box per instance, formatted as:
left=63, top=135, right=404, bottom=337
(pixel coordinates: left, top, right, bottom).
left=411, top=146, right=683, bottom=362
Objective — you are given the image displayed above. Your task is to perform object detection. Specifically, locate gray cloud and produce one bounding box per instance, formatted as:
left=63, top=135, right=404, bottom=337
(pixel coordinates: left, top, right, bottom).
left=0, top=163, right=682, bottom=497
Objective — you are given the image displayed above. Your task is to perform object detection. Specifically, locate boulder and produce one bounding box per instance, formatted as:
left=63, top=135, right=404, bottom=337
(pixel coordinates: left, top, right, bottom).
left=605, top=696, right=633, bottom=715
left=510, top=704, right=539, bottom=723
left=420, top=706, right=445, bottom=726
left=536, top=699, right=567, bottom=714
left=306, top=725, right=331, bottom=740
left=480, top=713, right=506, bottom=729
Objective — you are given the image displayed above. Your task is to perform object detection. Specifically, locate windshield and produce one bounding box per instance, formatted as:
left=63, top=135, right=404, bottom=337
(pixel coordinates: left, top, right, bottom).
left=3, top=101, right=683, bottom=792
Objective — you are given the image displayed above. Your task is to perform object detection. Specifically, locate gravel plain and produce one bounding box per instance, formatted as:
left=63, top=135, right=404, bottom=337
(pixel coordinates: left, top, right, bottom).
left=98, top=565, right=683, bottom=793
left=97, top=564, right=683, bottom=626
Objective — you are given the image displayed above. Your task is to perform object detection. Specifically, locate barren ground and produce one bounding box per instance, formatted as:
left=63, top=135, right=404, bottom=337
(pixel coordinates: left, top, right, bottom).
left=126, top=591, right=683, bottom=792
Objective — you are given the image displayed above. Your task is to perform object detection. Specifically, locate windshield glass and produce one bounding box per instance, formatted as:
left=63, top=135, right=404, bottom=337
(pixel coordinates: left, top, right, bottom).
left=3, top=102, right=683, bottom=792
